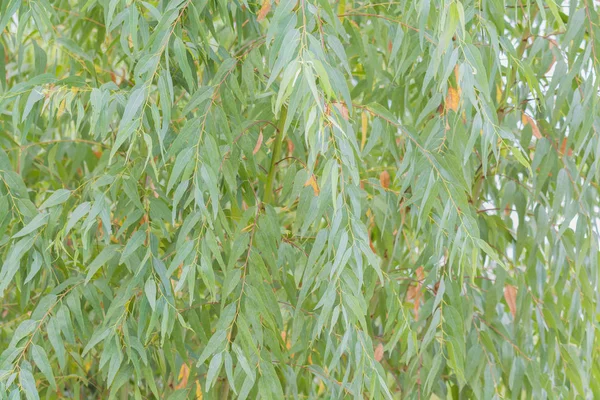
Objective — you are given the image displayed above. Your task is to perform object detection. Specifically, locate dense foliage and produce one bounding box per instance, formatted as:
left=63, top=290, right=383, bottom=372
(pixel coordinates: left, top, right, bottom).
left=1, top=0, right=599, bottom=398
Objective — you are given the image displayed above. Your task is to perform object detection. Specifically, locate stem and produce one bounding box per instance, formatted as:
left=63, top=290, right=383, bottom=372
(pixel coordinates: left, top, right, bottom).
left=220, top=381, right=230, bottom=400
left=264, top=106, right=288, bottom=204
left=497, top=25, right=531, bottom=122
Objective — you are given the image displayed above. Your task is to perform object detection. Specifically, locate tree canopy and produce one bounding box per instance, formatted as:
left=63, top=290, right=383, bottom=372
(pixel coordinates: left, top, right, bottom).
left=1, top=0, right=600, bottom=398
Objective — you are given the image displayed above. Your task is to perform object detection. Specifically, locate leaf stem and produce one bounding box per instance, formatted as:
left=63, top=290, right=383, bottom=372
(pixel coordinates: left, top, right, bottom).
left=263, top=106, right=288, bottom=204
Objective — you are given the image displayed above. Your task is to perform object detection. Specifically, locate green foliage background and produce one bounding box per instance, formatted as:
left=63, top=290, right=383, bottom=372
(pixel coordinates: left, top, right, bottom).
left=1, top=0, right=599, bottom=398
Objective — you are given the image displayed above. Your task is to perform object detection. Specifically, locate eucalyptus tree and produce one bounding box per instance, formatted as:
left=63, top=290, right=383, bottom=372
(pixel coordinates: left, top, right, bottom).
left=1, top=0, right=599, bottom=399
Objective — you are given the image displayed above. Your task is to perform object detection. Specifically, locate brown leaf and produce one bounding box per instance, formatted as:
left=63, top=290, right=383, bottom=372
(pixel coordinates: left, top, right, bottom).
left=257, top=0, right=271, bottom=22
left=331, top=101, right=349, bottom=120
left=415, top=266, right=424, bottom=281
left=522, top=113, right=542, bottom=139
left=149, top=179, right=159, bottom=198
left=407, top=266, right=424, bottom=319
left=252, top=131, right=263, bottom=155
left=369, top=240, right=377, bottom=254
left=436, top=103, right=444, bottom=115
left=379, top=170, right=390, bottom=189
left=408, top=287, right=423, bottom=320
left=445, top=87, right=460, bottom=112
left=504, top=284, right=517, bottom=318
left=287, top=138, right=294, bottom=155
left=304, top=175, right=320, bottom=195
left=433, top=281, right=440, bottom=294
left=374, top=343, right=384, bottom=362
left=546, top=39, right=558, bottom=74
left=406, top=285, right=418, bottom=301
left=559, top=137, right=567, bottom=155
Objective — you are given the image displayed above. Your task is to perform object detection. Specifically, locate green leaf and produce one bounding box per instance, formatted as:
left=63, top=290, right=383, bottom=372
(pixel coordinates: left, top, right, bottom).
left=110, top=86, right=147, bottom=161
left=12, top=213, right=48, bottom=238
left=23, top=251, right=42, bottom=284
left=82, top=328, right=111, bottom=356
left=167, top=147, right=194, bottom=194
left=145, top=278, right=157, bottom=311
left=0, top=0, right=20, bottom=34
left=120, top=230, right=146, bottom=264
left=206, top=352, right=223, bottom=390
left=174, top=36, right=195, bottom=92
left=182, top=86, right=214, bottom=115
left=64, top=202, right=91, bottom=234
left=31, top=344, right=57, bottom=390
left=39, top=189, right=70, bottom=209
left=22, top=87, right=44, bottom=122
left=19, top=367, right=40, bottom=400
left=85, top=245, right=119, bottom=283
left=0, top=236, right=36, bottom=296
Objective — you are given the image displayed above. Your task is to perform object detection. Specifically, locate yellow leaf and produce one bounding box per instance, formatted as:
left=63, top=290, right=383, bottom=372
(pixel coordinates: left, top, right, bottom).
left=361, top=111, right=368, bottom=151
left=195, top=380, right=203, bottom=400
left=175, top=363, right=190, bottom=390
left=504, top=284, right=517, bottom=318
left=257, top=0, right=271, bottom=22
left=338, top=0, right=346, bottom=21
left=252, top=131, right=263, bottom=155
left=317, top=380, right=325, bottom=395
left=521, top=113, right=542, bottom=139
left=445, top=87, right=460, bottom=112
left=281, top=331, right=291, bottom=350
left=304, top=175, right=320, bottom=195
left=57, top=99, right=66, bottom=117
